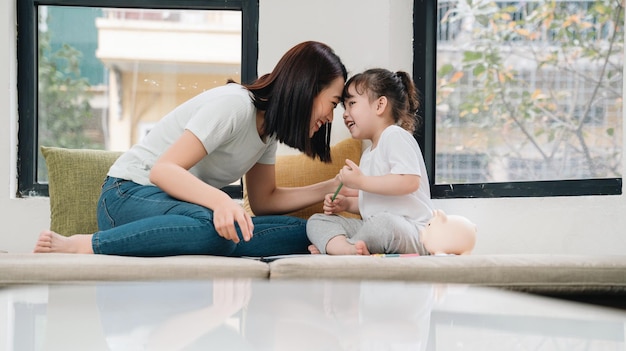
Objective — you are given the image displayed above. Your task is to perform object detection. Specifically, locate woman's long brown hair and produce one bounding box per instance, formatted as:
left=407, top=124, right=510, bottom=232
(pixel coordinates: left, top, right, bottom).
left=242, top=41, right=347, bottom=162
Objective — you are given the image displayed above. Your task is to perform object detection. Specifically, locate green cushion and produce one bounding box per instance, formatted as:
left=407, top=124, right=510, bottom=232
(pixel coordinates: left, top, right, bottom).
left=41, top=147, right=122, bottom=236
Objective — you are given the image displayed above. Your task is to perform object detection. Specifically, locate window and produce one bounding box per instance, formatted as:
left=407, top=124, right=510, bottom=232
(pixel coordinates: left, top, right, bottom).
left=17, top=0, right=258, bottom=197
left=19, top=0, right=623, bottom=200
left=415, top=1, right=623, bottom=198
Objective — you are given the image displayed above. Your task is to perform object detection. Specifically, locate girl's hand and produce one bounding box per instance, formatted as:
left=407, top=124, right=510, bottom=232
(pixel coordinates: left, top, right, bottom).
left=212, top=200, right=254, bottom=243
left=339, top=159, right=362, bottom=190
left=323, top=193, right=348, bottom=214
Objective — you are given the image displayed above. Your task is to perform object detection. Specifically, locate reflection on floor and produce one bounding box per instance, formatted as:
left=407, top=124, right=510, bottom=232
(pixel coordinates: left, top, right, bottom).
left=3, top=280, right=626, bottom=351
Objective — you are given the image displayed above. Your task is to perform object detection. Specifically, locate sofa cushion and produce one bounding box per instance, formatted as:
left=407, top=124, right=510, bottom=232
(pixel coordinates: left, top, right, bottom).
left=268, top=254, right=626, bottom=296
left=0, top=253, right=269, bottom=284
left=243, top=138, right=362, bottom=219
left=41, top=146, right=122, bottom=236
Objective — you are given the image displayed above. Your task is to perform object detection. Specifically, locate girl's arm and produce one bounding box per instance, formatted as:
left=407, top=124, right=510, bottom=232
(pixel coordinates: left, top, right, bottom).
left=349, top=173, right=420, bottom=196
left=340, top=159, right=420, bottom=196
left=149, top=130, right=253, bottom=242
left=244, top=162, right=342, bottom=216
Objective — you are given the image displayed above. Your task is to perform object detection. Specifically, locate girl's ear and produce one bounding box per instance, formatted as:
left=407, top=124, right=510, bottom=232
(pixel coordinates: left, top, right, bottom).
left=376, top=96, right=388, bottom=115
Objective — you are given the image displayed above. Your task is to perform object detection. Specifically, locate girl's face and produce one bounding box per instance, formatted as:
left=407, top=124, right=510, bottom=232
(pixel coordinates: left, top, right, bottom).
left=342, top=83, right=378, bottom=140
left=309, top=77, right=344, bottom=138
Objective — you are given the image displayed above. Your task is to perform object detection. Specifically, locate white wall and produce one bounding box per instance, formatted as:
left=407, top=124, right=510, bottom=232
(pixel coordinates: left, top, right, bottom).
left=3, top=0, right=52, bottom=253
left=2, top=0, right=625, bottom=255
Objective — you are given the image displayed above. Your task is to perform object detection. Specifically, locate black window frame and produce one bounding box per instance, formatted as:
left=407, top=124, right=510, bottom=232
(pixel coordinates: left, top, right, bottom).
left=17, top=0, right=622, bottom=199
left=413, top=1, right=622, bottom=199
left=17, top=0, right=258, bottom=198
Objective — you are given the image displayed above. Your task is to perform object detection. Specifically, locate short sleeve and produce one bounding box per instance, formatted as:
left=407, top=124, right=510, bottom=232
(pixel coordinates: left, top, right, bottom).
left=184, top=95, right=246, bottom=155
left=384, top=128, right=422, bottom=176
left=256, top=139, right=278, bottom=165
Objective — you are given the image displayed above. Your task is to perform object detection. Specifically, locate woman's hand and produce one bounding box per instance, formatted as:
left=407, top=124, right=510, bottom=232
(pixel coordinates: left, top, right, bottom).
left=212, top=199, right=254, bottom=243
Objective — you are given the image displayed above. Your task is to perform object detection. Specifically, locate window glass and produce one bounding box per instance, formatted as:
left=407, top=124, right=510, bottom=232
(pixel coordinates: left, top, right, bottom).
left=435, top=0, right=623, bottom=184
left=37, top=6, right=242, bottom=183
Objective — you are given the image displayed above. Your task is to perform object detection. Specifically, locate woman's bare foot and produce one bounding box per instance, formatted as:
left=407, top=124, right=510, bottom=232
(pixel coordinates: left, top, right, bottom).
left=33, top=230, right=94, bottom=254
left=308, top=244, right=321, bottom=254
left=354, top=241, right=370, bottom=255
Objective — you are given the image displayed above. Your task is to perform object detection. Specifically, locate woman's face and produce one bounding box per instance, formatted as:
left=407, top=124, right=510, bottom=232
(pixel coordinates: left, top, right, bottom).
left=309, top=77, right=345, bottom=138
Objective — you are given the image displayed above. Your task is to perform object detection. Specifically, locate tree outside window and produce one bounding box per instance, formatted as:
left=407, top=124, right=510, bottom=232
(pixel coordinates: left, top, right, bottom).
left=435, top=0, right=623, bottom=184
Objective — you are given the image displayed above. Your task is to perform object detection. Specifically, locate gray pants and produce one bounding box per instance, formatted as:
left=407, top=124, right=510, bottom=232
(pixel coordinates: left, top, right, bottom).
left=306, top=213, right=428, bottom=255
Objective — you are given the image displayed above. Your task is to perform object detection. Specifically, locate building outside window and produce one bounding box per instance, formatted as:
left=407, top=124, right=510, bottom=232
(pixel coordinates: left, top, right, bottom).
left=37, top=6, right=242, bottom=181
left=18, top=0, right=255, bottom=197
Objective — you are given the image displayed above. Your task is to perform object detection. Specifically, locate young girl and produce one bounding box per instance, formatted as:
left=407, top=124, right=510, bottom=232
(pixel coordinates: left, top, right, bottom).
left=307, top=68, right=435, bottom=255
left=34, top=41, right=347, bottom=257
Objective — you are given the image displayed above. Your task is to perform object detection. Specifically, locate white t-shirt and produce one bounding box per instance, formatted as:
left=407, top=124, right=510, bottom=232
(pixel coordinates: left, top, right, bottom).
left=358, top=125, right=434, bottom=230
left=108, top=84, right=277, bottom=188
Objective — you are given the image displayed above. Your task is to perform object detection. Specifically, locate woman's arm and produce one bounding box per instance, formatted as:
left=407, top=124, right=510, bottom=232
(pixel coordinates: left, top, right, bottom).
left=150, top=130, right=253, bottom=242
left=244, top=162, right=342, bottom=216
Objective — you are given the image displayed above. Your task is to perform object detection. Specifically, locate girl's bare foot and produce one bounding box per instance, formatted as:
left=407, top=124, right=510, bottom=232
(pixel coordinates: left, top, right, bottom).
left=308, top=244, right=321, bottom=254
left=325, top=235, right=370, bottom=255
left=33, top=230, right=94, bottom=254
left=354, top=241, right=370, bottom=255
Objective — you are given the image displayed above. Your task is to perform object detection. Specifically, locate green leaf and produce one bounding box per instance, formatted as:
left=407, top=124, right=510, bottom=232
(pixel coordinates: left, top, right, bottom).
left=463, top=51, right=484, bottom=62
left=473, top=64, right=486, bottom=76
left=439, top=63, right=455, bottom=76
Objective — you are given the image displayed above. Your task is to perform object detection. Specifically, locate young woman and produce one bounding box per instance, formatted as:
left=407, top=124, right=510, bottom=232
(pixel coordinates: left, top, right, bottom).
left=307, top=68, right=435, bottom=255
left=34, top=41, right=347, bottom=257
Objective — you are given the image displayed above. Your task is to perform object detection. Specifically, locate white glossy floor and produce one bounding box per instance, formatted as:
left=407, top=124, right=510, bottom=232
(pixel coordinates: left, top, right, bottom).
left=1, top=279, right=625, bottom=350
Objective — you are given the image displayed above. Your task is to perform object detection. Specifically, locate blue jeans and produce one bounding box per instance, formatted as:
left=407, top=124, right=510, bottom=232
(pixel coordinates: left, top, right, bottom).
left=94, top=177, right=310, bottom=257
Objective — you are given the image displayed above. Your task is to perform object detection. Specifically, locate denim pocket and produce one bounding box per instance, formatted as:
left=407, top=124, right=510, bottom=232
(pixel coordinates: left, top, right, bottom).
left=112, top=178, right=135, bottom=197
left=101, top=177, right=124, bottom=194
left=97, top=197, right=115, bottom=230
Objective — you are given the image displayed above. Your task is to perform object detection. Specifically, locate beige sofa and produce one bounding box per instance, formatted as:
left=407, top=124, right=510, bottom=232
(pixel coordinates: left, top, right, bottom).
left=1, top=141, right=625, bottom=308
